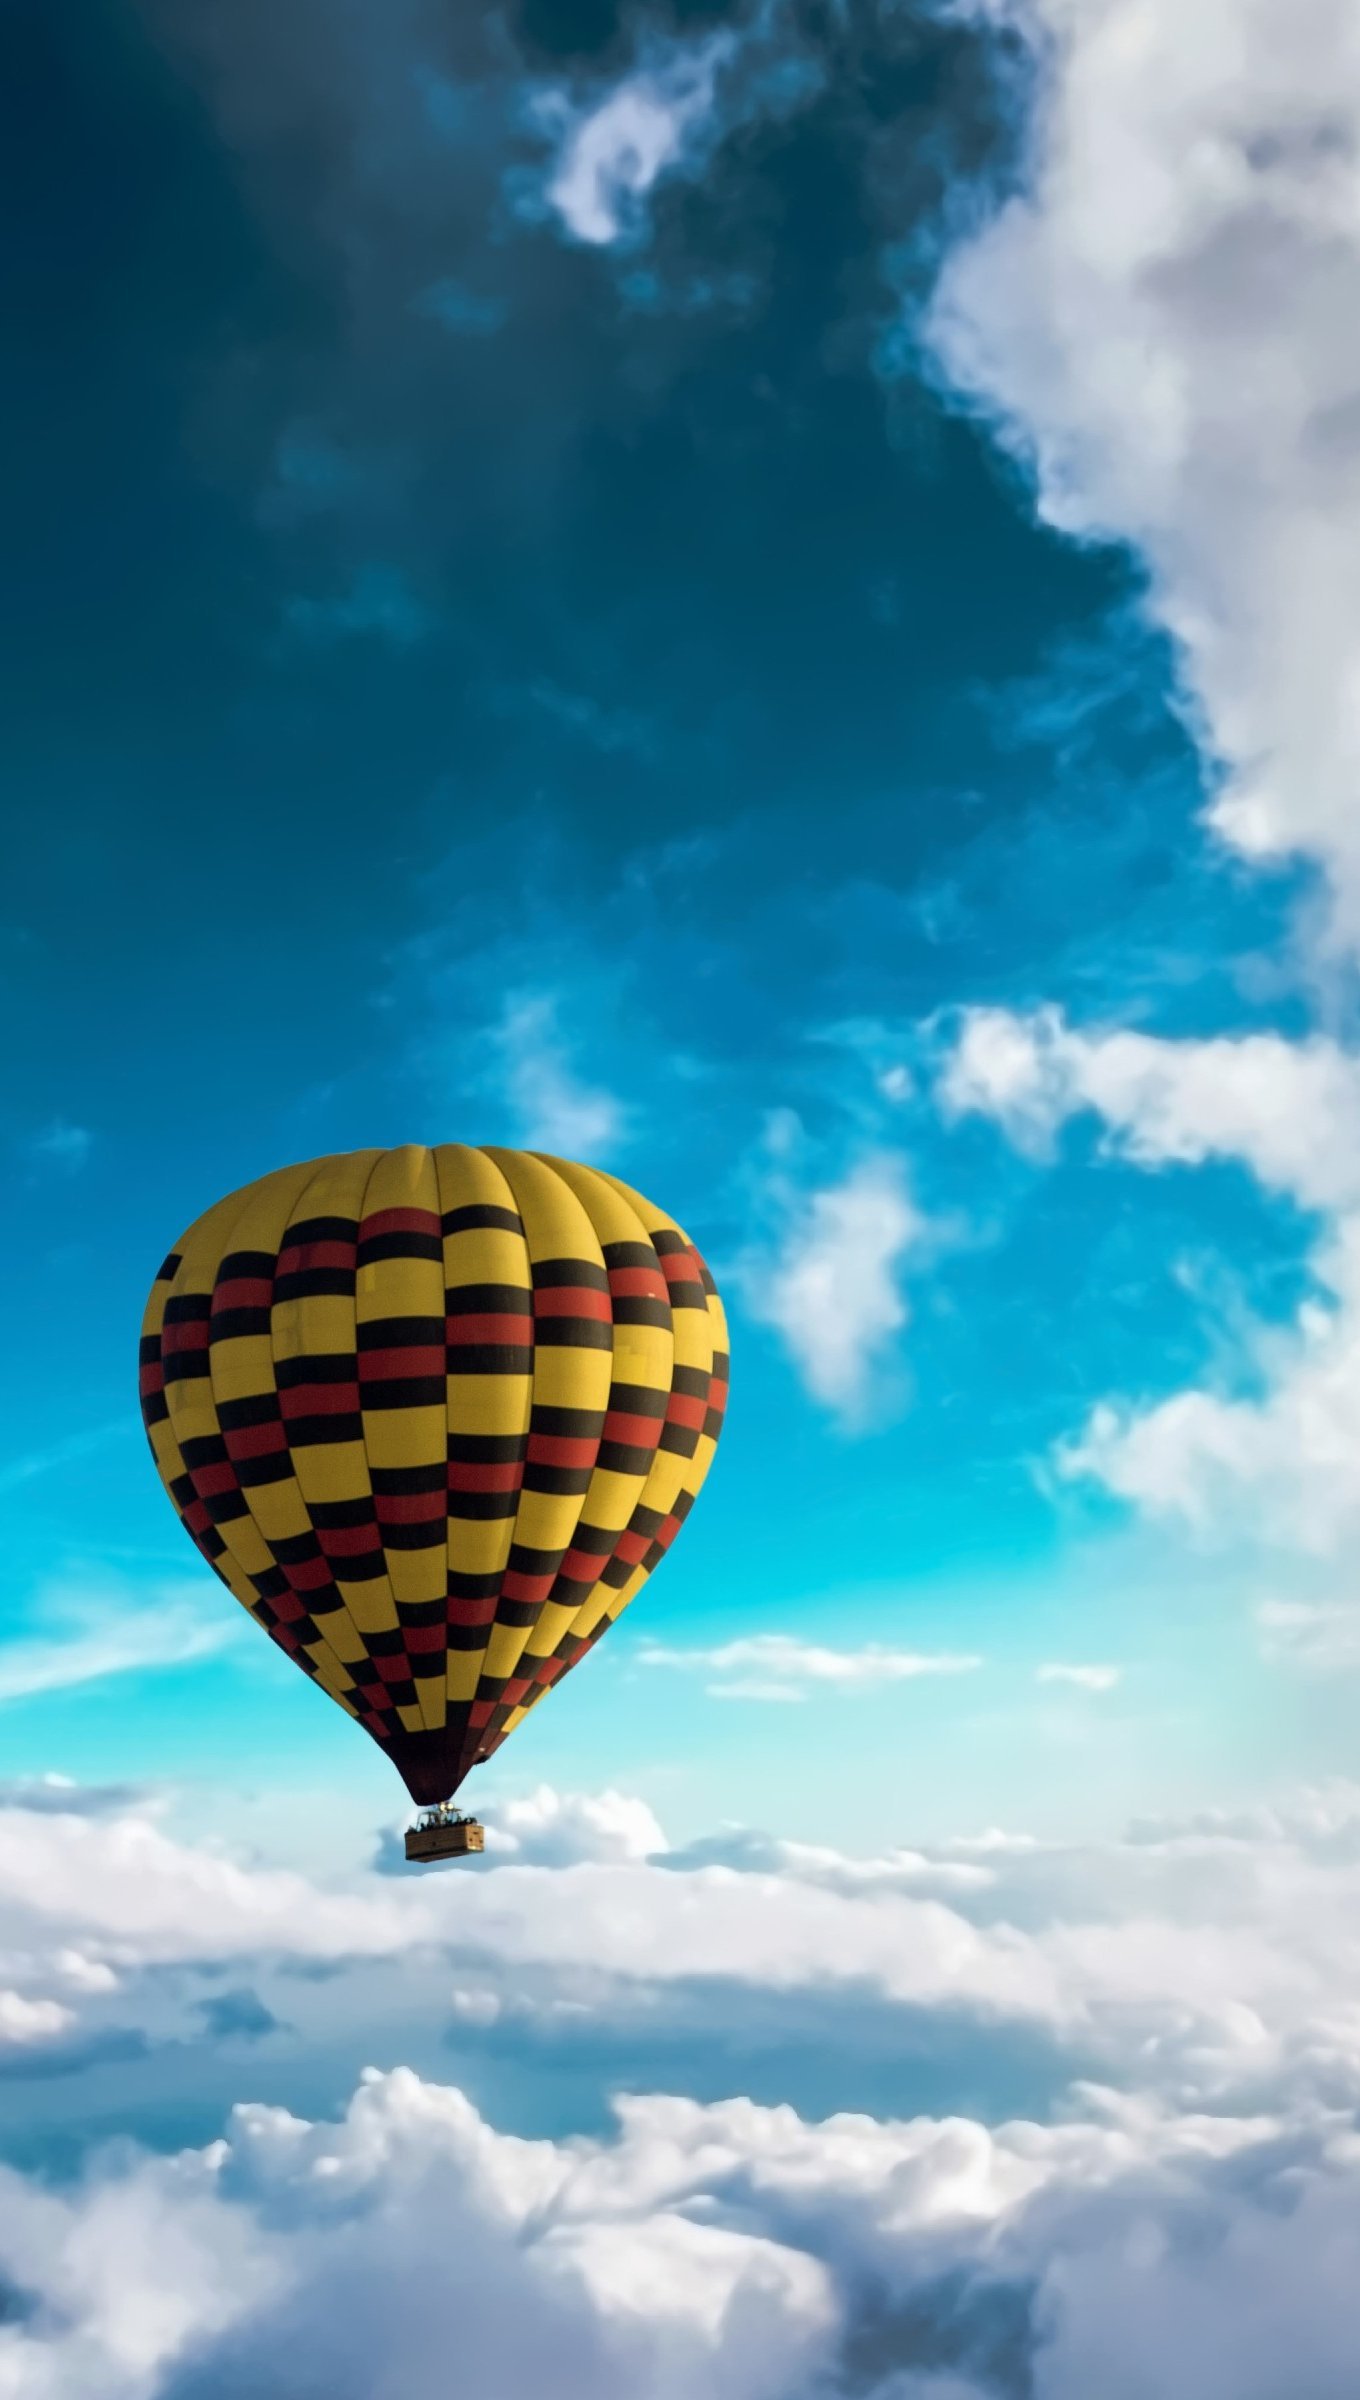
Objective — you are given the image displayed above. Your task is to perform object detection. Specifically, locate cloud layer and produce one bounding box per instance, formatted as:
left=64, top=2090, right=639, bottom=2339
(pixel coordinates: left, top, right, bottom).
left=6, top=1764, right=1360, bottom=2399
left=7, top=2057, right=1360, bottom=2400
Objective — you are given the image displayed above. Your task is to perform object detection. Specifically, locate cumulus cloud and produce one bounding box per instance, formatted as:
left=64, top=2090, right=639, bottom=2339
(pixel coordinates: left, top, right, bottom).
left=0, top=1786, right=415, bottom=1968
left=941, top=1007, right=1360, bottom=1211
left=640, top=1633, right=983, bottom=1702
left=747, top=1155, right=923, bottom=1421
left=3, top=2062, right=1360, bottom=2400
left=926, top=0, right=1360, bottom=940
left=489, top=1784, right=669, bottom=1866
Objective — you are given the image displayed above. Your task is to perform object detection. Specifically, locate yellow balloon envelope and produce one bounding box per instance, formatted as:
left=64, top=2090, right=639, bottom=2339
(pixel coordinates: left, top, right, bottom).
left=140, top=1145, right=728, bottom=1803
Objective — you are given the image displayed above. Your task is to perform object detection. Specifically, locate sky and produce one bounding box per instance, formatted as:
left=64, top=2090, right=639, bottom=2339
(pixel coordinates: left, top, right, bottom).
left=5, top=1, right=1360, bottom=2394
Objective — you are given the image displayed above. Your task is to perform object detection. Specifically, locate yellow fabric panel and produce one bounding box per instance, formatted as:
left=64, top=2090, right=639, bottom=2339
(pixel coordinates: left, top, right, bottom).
left=289, top=1437, right=374, bottom=1505
left=345, top=1582, right=407, bottom=1637
left=486, top=1146, right=602, bottom=1258
left=446, top=1650, right=485, bottom=1704
left=414, top=1674, right=446, bottom=1724
left=482, top=1624, right=526, bottom=1679
left=443, top=1376, right=531, bottom=1435
left=517, top=1597, right=580, bottom=1662
left=209, top=1331, right=279, bottom=1405
left=304, top=1638, right=357, bottom=1696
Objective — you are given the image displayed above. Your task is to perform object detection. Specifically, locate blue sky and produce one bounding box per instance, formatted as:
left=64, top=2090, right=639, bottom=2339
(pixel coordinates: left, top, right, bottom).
left=5, top=5, right=1360, bottom=2392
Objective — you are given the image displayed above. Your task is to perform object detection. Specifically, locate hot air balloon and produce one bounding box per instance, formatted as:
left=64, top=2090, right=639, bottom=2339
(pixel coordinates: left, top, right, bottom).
left=139, top=1146, right=728, bottom=1860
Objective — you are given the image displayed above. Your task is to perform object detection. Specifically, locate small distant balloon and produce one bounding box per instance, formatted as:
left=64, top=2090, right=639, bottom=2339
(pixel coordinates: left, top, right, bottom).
left=140, top=1145, right=728, bottom=1806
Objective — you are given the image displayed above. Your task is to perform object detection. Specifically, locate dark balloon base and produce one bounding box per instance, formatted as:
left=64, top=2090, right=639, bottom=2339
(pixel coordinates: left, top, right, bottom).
left=381, top=1725, right=474, bottom=1807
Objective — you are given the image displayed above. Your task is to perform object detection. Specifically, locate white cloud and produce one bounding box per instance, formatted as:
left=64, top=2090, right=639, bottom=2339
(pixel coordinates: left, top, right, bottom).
left=663, top=1825, right=996, bottom=1895
left=0, top=1789, right=416, bottom=1967
left=1037, top=1663, right=1122, bottom=1692
left=524, top=14, right=822, bottom=255
left=641, top=1632, right=983, bottom=1700
left=491, top=991, right=625, bottom=1156
left=490, top=1784, right=669, bottom=1865
left=941, top=1007, right=1360, bottom=1212
left=536, top=35, right=736, bottom=248
left=926, top=0, right=1360, bottom=940
left=747, top=1155, right=923, bottom=1420
left=0, top=1988, right=74, bottom=2044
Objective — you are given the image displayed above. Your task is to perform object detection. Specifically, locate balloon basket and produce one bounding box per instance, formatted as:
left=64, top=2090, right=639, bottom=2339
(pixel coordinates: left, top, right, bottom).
left=405, top=1813, right=485, bottom=1864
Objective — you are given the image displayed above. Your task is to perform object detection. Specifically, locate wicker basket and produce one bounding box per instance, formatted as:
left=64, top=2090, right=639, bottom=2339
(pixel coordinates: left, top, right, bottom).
left=405, top=1818, right=486, bottom=1863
